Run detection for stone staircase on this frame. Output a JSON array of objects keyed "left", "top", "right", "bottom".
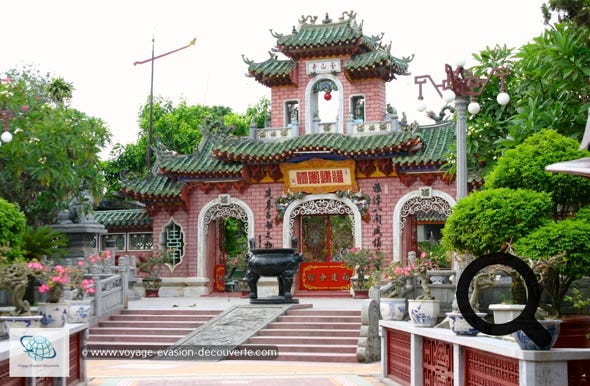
[
  {"left": 242, "top": 308, "right": 362, "bottom": 363},
  {"left": 86, "top": 307, "right": 363, "bottom": 363},
  {"left": 86, "top": 309, "right": 222, "bottom": 354}
]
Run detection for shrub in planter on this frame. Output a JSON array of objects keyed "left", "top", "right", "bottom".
[{"left": 514, "top": 218, "right": 590, "bottom": 318}]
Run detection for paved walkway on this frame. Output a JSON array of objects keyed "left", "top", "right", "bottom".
[{"left": 86, "top": 295, "right": 390, "bottom": 386}]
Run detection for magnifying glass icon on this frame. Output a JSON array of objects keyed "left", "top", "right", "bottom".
[{"left": 456, "top": 252, "right": 552, "bottom": 348}]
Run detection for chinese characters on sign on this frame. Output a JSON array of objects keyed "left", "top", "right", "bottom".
[
  {"left": 372, "top": 183, "right": 383, "bottom": 252},
  {"left": 300, "top": 262, "right": 354, "bottom": 290},
  {"left": 295, "top": 169, "right": 344, "bottom": 185},
  {"left": 306, "top": 59, "right": 341, "bottom": 75},
  {"left": 280, "top": 159, "right": 358, "bottom": 194},
  {"left": 263, "top": 188, "right": 273, "bottom": 249}
]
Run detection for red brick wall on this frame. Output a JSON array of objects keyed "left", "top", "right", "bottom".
[
  {"left": 270, "top": 55, "right": 387, "bottom": 134},
  {"left": 155, "top": 175, "right": 454, "bottom": 279}
]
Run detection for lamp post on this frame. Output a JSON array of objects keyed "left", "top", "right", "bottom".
[{"left": 414, "top": 62, "right": 510, "bottom": 200}]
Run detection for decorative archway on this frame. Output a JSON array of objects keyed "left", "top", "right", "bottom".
[
  {"left": 197, "top": 195, "right": 254, "bottom": 279},
  {"left": 393, "top": 188, "right": 455, "bottom": 262},
  {"left": 282, "top": 193, "right": 362, "bottom": 248}
]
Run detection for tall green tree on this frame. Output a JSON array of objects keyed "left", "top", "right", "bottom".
[
  {"left": 0, "top": 66, "right": 111, "bottom": 226},
  {"left": 438, "top": 14, "right": 590, "bottom": 179},
  {"left": 504, "top": 22, "right": 590, "bottom": 147},
  {"left": 101, "top": 96, "right": 269, "bottom": 201}
]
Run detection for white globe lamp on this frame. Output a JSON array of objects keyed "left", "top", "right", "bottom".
[
  {"left": 468, "top": 101, "right": 481, "bottom": 115},
  {"left": 497, "top": 92, "right": 510, "bottom": 106},
  {"left": 442, "top": 89, "right": 456, "bottom": 103},
  {"left": 1, "top": 130, "right": 12, "bottom": 143},
  {"left": 416, "top": 100, "right": 427, "bottom": 112}
]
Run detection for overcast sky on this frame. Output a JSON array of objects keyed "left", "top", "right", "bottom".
[{"left": 1, "top": 1, "right": 549, "bottom": 158}]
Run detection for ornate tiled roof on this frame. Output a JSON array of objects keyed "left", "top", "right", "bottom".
[
  {"left": 245, "top": 11, "right": 411, "bottom": 86},
  {"left": 94, "top": 209, "right": 152, "bottom": 229},
  {"left": 273, "top": 12, "right": 371, "bottom": 58},
  {"left": 397, "top": 122, "right": 454, "bottom": 168},
  {"left": 158, "top": 134, "right": 243, "bottom": 178},
  {"left": 121, "top": 175, "right": 184, "bottom": 202},
  {"left": 121, "top": 122, "right": 458, "bottom": 200},
  {"left": 242, "top": 55, "right": 296, "bottom": 87},
  {"left": 344, "top": 49, "right": 410, "bottom": 81},
  {"left": 211, "top": 131, "right": 424, "bottom": 164}
]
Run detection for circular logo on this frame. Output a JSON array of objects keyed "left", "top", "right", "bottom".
[{"left": 456, "top": 252, "right": 552, "bottom": 348}]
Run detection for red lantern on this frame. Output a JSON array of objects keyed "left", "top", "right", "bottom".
[{"left": 324, "top": 91, "right": 332, "bottom": 101}]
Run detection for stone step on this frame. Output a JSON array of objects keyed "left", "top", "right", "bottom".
[
  {"left": 89, "top": 327, "right": 193, "bottom": 336},
  {"left": 266, "top": 322, "right": 360, "bottom": 330},
  {"left": 276, "top": 315, "right": 361, "bottom": 323},
  {"left": 87, "top": 334, "right": 184, "bottom": 343},
  {"left": 96, "top": 320, "right": 204, "bottom": 329},
  {"left": 275, "top": 352, "right": 358, "bottom": 363},
  {"left": 273, "top": 344, "right": 357, "bottom": 355},
  {"left": 243, "top": 308, "right": 362, "bottom": 363},
  {"left": 248, "top": 335, "right": 358, "bottom": 346},
  {"left": 257, "top": 328, "right": 359, "bottom": 337},
  {"left": 286, "top": 309, "right": 361, "bottom": 316},
  {"left": 271, "top": 343, "right": 357, "bottom": 354},
  {"left": 119, "top": 309, "right": 220, "bottom": 316},
  {"left": 108, "top": 314, "right": 213, "bottom": 322}
]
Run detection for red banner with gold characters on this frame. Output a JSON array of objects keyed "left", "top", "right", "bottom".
[
  {"left": 299, "top": 262, "right": 354, "bottom": 290},
  {"left": 280, "top": 159, "right": 357, "bottom": 194},
  {"left": 214, "top": 264, "right": 226, "bottom": 292}
]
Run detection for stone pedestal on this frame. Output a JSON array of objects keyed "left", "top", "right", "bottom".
[{"left": 50, "top": 223, "right": 106, "bottom": 259}]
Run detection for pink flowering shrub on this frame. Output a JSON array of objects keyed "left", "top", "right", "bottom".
[{"left": 27, "top": 259, "right": 95, "bottom": 302}]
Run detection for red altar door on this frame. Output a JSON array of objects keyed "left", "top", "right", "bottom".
[{"left": 298, "top": 215, "right": 354, "bottom": 290}]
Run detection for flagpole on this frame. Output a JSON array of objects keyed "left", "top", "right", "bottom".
[
  {"left": 147, "top": 36, "right": 155, "bottom": 170},
  {"left": 134, "top": 37, "right": 197, "bottom": 170}
]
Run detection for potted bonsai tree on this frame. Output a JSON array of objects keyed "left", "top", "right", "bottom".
[
  {"left": 138, "top": 250, "right": 170, "bottom": 298},
  {"left": 514, "top": 215, "right": 590, "bottom": 348},
  {"left": 440, "top": 187, "right": 553, "bottom": 322},
  {"left": 341, "top": 247, "right": 384, "bottom": 299},
  {"left": 407, "top": 251, "right": 441, "bottom": 327}
]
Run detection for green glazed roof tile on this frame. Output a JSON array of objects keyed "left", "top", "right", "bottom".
[
  {"left": 245, "top": 57, "right": 296, "bottom": 86},
  {"left": 403, "top": 122, "right": 455, "bottom": 165},
  {"left": 345, "top": 49, "right": 410, "bottom": 78},
  {"left": 158, "top": 136, "right": 243, "bottom": 178},
  {"left": 275, "top": 15, "right": 366, "bottom": 50},
  {"left": 123, "top": 122, "right": 458, "bottom": 198},
  {"left": 247, "top": 12, "right": 411, "bottom": 86},
  {"left": 121, "top": 175, "right": 183, "bottom": 200},
  {"left": 211, "top": 131, "right": 424, "bottom": 163},
  {"left": 94, "top": 209, "right": 152, "bottom": 229}
]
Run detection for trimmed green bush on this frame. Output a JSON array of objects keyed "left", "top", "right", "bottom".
[{"left": 441, "top": 188, "right": 552, "bottom": 256}]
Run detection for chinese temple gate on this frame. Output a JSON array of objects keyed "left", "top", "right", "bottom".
[{"left": 97, "top": 11, "right": 470, "bottom": 297}]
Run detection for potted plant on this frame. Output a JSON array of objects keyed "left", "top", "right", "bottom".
[
  {"left": 138, "top": 250, "right": 170, "bottom": 298},
  {"left": 407, "top": 251, "right": 441, "bottom": 327},
  {"left": 63, "top": 258, "right": 95, "bottom": 323},
  {"left": 380, "top": 261, "right": 412, "bottom": 320},
  {"left": 447, "top": 268, "right": 494, "bottom": 335},
  {"left": 226, "top": 254, "right": 248, "bottom": 294},
  {"left": 418, "top": 241, "right": 451, "bottom": 284},
  {"left": 513, "top": 216, "right": 590, "bottom": 348},
  {"left": 0, "top": 254, "right": 37, "bottom": 316},
  {"left": 341, "top": 247, "right": 384, "bottom": 298}
]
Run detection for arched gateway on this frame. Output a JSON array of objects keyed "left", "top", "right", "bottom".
[
  {"left": 393, "top": 188, "right": 455, "bottom": 263},
  {"left": 197, "top": 196, "right": 254, "bottom": 291}
]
